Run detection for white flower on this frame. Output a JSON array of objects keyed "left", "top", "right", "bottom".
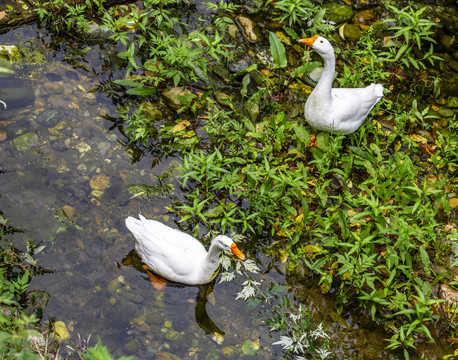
[
  {"left": 315, "top": 347, "right": 332, "bottom": 359},
  {"left": 272, "top": 335, "right": 294, "bottom": 350},
  {"left": 310, "top": 323, "right": 330, "bottom": 340},
  {"left": 218, "top": 271, "right": 235, "bottom": 283},
  {"left": 235, "top": 280, "right": 259, "bottom": 300}
]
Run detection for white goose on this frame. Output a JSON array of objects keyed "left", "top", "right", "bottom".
[
  {"left": 125, "top": 215, "right": 245, "bottom": 285},
  {"left": 299, "top": 35, "right": 384, "bottom": 134}
]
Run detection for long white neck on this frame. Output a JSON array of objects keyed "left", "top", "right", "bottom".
[
  {"left": 199, "top": 242, "right": 222, "bottom": 281},
  {"left": 315, "top": 49, "right": 335, "bottom": 101}
]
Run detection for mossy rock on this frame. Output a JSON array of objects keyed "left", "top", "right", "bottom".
[
  {"left": 323, "top": 3, "right": 355, "bottom": 24},
  {"left": 13, "top": 132, "right": 39, "bottom": 151}
]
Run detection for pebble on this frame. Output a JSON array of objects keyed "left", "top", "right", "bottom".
[
  {"left": 162, "top": 87, "right": 192, "bottom": 109},
  {"left": 35, "top": 109, "right": 61, "bottom": 127},
  {"left": 53, "top": 321, "right": 70, "bottom": 341},
  {"left": 437, "top": 108, "right": 455, "bottom": 118},
  {"left": 0, "top": 130, "right": 6, "bottom": 141},
  {"left": 123, "top": 339, "right": 140, "bottom": 355},
  {"left": 97, "top": 141, "right": 111, "bottom": 157},
  {"left": 89, "top": 174, "right": 110, "bottom": 191},
  {"left": 43, "top": 82, "right": 65, "bottom": 95},
  {"left": 236, "top": 16, "right": 261, "bottom": 42},
  {"left": 228, "top": 60, "right": 251, "bottom": 73}
]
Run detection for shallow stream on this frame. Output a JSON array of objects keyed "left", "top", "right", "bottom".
[{"left": 0, "top": 2, "right": 456, "bottom": 359}]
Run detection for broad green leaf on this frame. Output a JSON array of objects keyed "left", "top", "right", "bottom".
[
  {"left": 294, "top": 126, "right": 311, "bottom": 145},
  {"left": 241, "top": 74, "right": 250, "bottom": 97},
  {"left": 419, "top": 246, "right": 431, "bottom": 276},
  {"left": 269, "top": 32, "right": 287, "bottom": 68},
  {"left": 125, "top": 87, "right": 157, "bottom": 95}
]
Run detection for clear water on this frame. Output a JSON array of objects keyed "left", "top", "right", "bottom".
[{"left": 0, "top": 20, "right": 453, "bottom": 360}]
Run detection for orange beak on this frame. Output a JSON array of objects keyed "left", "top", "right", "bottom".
[
  {"left": 299, "top": 35, "right": 318, "bottom": 48},
  {"left": 231, "top": 243, "right": 245, "bottom": 260}
]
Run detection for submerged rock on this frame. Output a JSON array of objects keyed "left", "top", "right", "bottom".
[
  {"left": 123, "top": 338, "right": 140, "bottom": 355},
  {"left": 35, "top": 110, "right": 61, "bottom": 128},
  {"left": 141, "top": 102, "right": 163, "bottom": 121},
  {"left": 0, "top": 84, "right": 35, "bottom": 109},
  {"left": 53, "top": 321, "right": 70, "bottom": 341},
  {"left": 13, "top": 132, "right": 38, "bottom": 151}
]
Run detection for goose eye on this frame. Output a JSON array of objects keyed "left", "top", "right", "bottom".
[{"left": 320, "top": 40, "right": 323, "bottom": 43}]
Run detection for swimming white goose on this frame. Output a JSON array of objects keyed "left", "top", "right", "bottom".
[
  {"left": 125, "top": 215, "right": 245, "bottom": 285},
  {"left": 299, "top": 35, "right": 384, "bottom": 134}
]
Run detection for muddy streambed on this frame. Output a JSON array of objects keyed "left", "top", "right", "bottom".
[{"left": 0, "top": 12, "right": 456, "bottom": 360}]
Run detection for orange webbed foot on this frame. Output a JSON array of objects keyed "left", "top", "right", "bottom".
[{"left": 142, "top": 264, "right": 167, "bottom": 291}]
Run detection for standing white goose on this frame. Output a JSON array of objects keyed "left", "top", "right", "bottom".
[
  {"left": 299, "top": 35, "right": 384, "bottom": 134},
  {"left": 125, "top": 215, "right": 245, "bottom": 285}
]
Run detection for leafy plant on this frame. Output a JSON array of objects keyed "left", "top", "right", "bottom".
[{"left": 381, "top": 5, "right": 442, "bottom": 71}]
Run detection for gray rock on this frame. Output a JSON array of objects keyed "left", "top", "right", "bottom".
[
  {"left": 0, "top": 86, "right": 35, "bottom": 109},
  {"left": 35, "top": 110, "right": 60, "bottom": 127},
  {"left": 229, "top": 60, "right": 251, "bottom": 73},
  {"left": 97, "top": 142, "right": 111, "bottom": 157}
]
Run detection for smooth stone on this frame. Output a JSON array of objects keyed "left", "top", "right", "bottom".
[
  {"left": 448, "top": 60, "right": 458, "bottom": 73},
  {"left": 53, "top": 321, "right": 70, "bottom": 341},
  {"left": 0, "top": 86, "right": 35, "bottom": 109},
  {"left": 141, "top": 102, "right": 163, "bottom": 120},
  {"left": 97, "top": 141, "right": 111, "bottom": 157},
  {"left": 340, "top": 23, "right": 361, "bottom": 42},
  {"left": 244, "top": 100, "right": 260, "bottom": 122},
  {"left": 43, "top": 82, "right": 65, "bottom": 95},
  {"left": 123, "top": 338, "right": 140, "bottom": 355},
  {"left": 35, "top": 110, "right": 60, "bottom": 127},
  {"left": 323, "top": 3, "right": 355, "bottom": 24},
  {"left": 162, "top": 87, "right": 192, "bottom": 109},
  {"left": 228, "top": 60, "right": 251, "bottom": 73},
  {"left": 236, "top": 16, "right": 261, "bottom": 42},
  {"left": 213, "top": 91, "right": 233, "bottom": 108},
  {"left": 440, "top": 34, "right": 455, "bottom": 51},
  {"left": 437, "top": 108, "right": 454, "bottom": 118},
  {"left": 13, "top": 132, "right": 39, "bottom": 151}
]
